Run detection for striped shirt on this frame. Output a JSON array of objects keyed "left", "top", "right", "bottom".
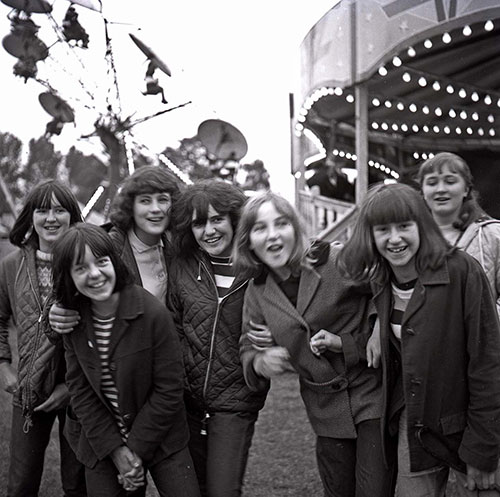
[
  {"left": 93, "top": 315, "right": 129, "bottom": 441},
  {"left": 209, "top": 255, "right": 235, "bottom": 301},
  {"left": 390, "top": 279, "right": 416, "bottom": 340}
]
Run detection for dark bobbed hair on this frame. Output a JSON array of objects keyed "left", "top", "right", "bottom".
[
  {"left": 416, "top": 152, "right": 487, "bottom": 230},
  {"left": 52, "top": 223, "right": 132, "bottom": 309},
  {"left": 9, "top": 180, "right": 82, "bottom": 248},
  {"left": 170, "top": 179, "right": 247, "bottom": 257},
  {"left": 109, "top": 165, "right": 181, "bottom": 232},
  {"left": 337, "top": 182, "right": 450, "bottom": 285},
  {"left": 233, "top": 192, "right": 306, "bottom": 277}
]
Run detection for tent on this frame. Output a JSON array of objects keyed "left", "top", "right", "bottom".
[{"left": 293, "top": 0, "right": 500, "bottom": 215}]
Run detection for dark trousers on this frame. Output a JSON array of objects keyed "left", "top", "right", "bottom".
[
  {"left": 7, "top": 404, "right": 87, "bottom": 497},
  {"left": 316, "top": 418, "right": 395, "bottom": 497},
  {"left": 187, "top": 408, "right": 259, "bottom": 497},
  {"left": 85, "top": 445, "right": 200, "bottom": 497}
]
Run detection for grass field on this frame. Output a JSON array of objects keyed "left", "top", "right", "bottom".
[{"left": 0, "top": 369, "right": 322, "bottom": 496}]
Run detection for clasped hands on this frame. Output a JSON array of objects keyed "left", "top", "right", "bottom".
[{"left": 111, "top": 445, "right": 145, "bottom": 492}]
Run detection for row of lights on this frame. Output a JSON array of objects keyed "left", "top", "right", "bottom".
[
  {"left": 371, "top": 120, "right": 496, "bottom": 136},
  {"left": 397, "top": 68, "right": 500, "bottom": 109},
  {"left": 413, "top": 152, "right": 435, "bottom": 160},
  {"left": 378, "top": 19, "right": 495, "bottom": 74},
  {"left": 332, "top": 149, "right": 400, "bottom": 179},
  {"left": 371, "top": 97, "right": 496, "bottom": 123}
]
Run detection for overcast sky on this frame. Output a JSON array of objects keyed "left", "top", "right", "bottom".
[{"left": 0, "top": 1, "right": 335, "bottom": 197}]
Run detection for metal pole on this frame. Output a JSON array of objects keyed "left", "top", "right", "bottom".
[{"left": 355, "top": 83, "right": 369, "bottom": 203}]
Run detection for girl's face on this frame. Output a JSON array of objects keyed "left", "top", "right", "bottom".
[
  {"left": 133, "top": 192, "right": 172, "bottom": 245},
  {"left": 32, "top": 193, "right": 71, "bottom": 253},
  {"left": 249, "top": 201, "right": 296, "bottom": 279},
  {"left": 70, "top": 245, "right": 117, "bottom": 310},
  {"left": 191, "top": 204, "right": 234, "bottom": 257},
  {"left": 421, "top": 164, "right": 468, "bottom": 223},
  {"left": 372, "top": 221, "right": 420, "bottom": 282}
]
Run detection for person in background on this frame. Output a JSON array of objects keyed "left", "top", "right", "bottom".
[
  {"left": 48, "top": 165, "right": 180, "bottom": 329},
  {"left": 418, "top": 152, "right": 500, "bottom": 317},
  {"left": 0, "top": 180, "right": 86, "bottom": 497},
  {"left": 306, "top": 159, "right": 354, "bottom": 202},
  {"left": 233, "top": 192, "right": 393, "bottom": 497},
  {"left": 51, "top": 223, "right": 199, "bottom": 497},
  {"left": 168, "top": 180, "right": 268, "bottom": 497},
  {"left": 338, "top": 183, "right": 500, "bottom": 496}
]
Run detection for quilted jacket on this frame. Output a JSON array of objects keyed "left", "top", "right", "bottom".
[
  {"left": 0, "top": 246, "right": 64, "bottom": 424},
  {"left": 457, "top": 219, "right": 500, "bottom": 317},
  {"left": 167, "top": 251, "right": 268, "bottom": 414}
]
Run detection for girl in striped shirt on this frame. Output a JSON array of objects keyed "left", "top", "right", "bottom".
[{"left": 51, "top": 223, "right": 200, "bottom": 497}]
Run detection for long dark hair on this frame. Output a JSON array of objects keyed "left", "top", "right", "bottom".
[
  {"left": 170, "top": 180, "right": 246, "bottom": 257},
  {"left": 337, "top": 183, "right": 450, "bottom": 285},
  {"left": 9, "top": 180, "right": 82, "bottom": 248},
  {"left": 52, "top": 223, "right": 132, "bottom": 309},
  {"left": 417, "top": 152, "right": 487, "bottom": 230}
]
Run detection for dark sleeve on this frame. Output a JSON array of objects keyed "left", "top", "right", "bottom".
[
  {"left": 0, "top": 255, "right": 14, "bottom": 363},
  {"left": 239, "top": 281, "right": 271, "bottom": 392},
  {"left": 63, "top": 333, "right": 123, "bottom": 461},
  {"left": 126, "top": 305, "right": 185, "bottom": 460},
  {"left": 459, "top": 257, "right": 500, "bottom": 472}
]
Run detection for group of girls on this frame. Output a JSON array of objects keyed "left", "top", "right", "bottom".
[{"left": 1, "top": 152, "right": 500, "bottom": 497}]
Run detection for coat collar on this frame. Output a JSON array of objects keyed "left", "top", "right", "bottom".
[{"left": 79, "top": 285, "right": 144, "bottom": 357}]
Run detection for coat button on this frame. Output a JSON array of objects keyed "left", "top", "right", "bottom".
[
  {"left": 123, "top": 413, "right": 131, "bottom": 421},
  {"left": 406, "top": 327, "right": 415, "bottom": 335},
  {"left": 109, "top": 362, "right": 116, "bottom": 371},
  {"left": 410, "top": 378, "right": 421, "bottom": 385}
]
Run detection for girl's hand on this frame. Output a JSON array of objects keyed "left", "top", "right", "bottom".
[
  {"left": 366, "top": 319, "right": 381, "bottom": 368},
  {"left": 253, "top": 347, "right": 294, "bottom": 378},
  {"left": 466, "top": 463, "right": 498, "bottom": 491},
  {"left": 310, "top": 329, "right": 342, "bottom": 355},
  {"left": 111, "top": 446, "right": 145, "bottom": 491},
  {"left": 247, "top": 321, "right": 274, "bottom": 350},
  {"left": 49, "top": 303, "right": 80, "bottom": 334},
  {"left": 34, "top": 383, "right": 70, "bottom": 412},
  {"left": 0, "top": 362, "right": 18, "bottom": 394}
]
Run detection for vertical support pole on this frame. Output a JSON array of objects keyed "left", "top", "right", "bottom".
[
  {"left": 355, "top": 83, "right": 369, "bottom": 204},
  {"left": 290, "top": 93, "right": 304, "bottom": 206}
]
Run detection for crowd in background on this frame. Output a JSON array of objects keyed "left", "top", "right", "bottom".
[{"left": 1, "top": 152, "right": 500, "bottom": 497}]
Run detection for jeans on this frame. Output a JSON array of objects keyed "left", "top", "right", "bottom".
[
  {"left": 396, "top": 408, "right": 449, "bottom": 497},
  {"left": 85, "top": 446, "right": 200, "bottom": 497},
  {"left": 186, "top": 408, "right": 259, "bottom": 497},
  {"left": 316, "top": 418, "right": 394, "bottom": 497},
  {"left": 7, "top": 404, "right": 87, "bottom": 497}
]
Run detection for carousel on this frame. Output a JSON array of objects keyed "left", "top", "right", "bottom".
[{"left": 293, "top": 0, "right": 500, "bottom": 239}]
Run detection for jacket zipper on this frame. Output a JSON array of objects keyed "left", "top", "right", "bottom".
[
  {"left": 23, "top": 255, "right": 44, "bottom": 432},
  {"left": 198, "top": 259, "right": 247, "bottom": 434}
]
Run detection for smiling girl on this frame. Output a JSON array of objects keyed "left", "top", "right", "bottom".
[
  {"left": 51, "top": 223, "right": 199, "bottom": 497},
  {"left": 233, "top": 192, "right": 393, "bottom": 497},
  {"left": 338, "top": 183, "right": 500, "bottom": 496},
  {"left": 168, "top": 180, "right": 268, "bottom": 497},
  {"left": 418, "top": 152, "right": 500, "bottom": 317},
  {"left": 0, "top": 180, "right": 86, "bottom": 496}
]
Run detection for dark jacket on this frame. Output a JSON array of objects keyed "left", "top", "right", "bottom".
[
  {"left": 0, "top": 246, "right": 64, "bottom": 418},
  {"left": 63, "top": 284, "right": 188, "bottom": 468},
  {"left": 167, "top": 251, "right": 268, "bottom": 414},
  {"left": 373, "top": 250, "right": 500, "bottom": 472},
  {"left": 240, "top": 243, "right": 382, "bottom": 438},
  {"left": 107, "top": 225, "right": 172, "bottom": 288}
]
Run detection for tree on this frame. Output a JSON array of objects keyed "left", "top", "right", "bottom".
[
  {"left": 22, "top": 137, "right": 63, "bottom": 192},
  {"left": 0, "top": 132, "right": 23, "bottom": 199}
]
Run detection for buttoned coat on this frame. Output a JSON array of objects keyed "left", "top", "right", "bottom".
[
  {"left": 63, "top": 284, "right": 189, "bottom": 468},
  {"left": 373, "top": 250, "right": 500, "bottom": 472},
  {"left": 240, "top": 243, "right": 382, "bottom": 439}
]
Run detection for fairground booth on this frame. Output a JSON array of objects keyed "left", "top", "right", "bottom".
[{"left": 292, "top": 0, "right": 500, "bottom": 240}]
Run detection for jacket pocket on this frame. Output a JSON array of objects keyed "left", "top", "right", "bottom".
[
  {"left": 301, "top": 374, "right": 348, "bottom": 393},
  {"left": 440, "top": 411, "right": 467, "bottom": 435}
]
